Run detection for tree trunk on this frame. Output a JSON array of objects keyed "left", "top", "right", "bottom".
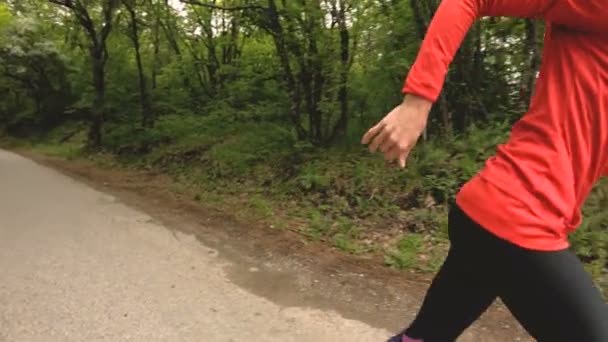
[
  {"left": 134, "top": 43, "right": 153, "bottom": 128},
  {"left": 330, "top": 0, "right": 350, "bottom": 142},
  {"left": 309, "top": 3, "right": 324, "bottom": 143},
  {"left": 152, "top": 17, "right": 161, "bottom": 90},
  {"left": 409, "top": 0, "right": 427, "bottom": 39},
  {"left": 439, "top": 92, "right": 450, "bottom": 133},
  {"left": 89, "top": 53, "right": 105, "bottom": 149},
  {"left": 125, "top": 1, "right": 155, "bottom": 128},
  {"left": 267, "top": 0, "right": 306, "bottom": 140},
  {"left": 521, "top": 19, "right": 541, "bottom": 107}
]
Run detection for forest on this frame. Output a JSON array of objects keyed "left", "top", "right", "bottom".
[{"left": 0, "top": 0, "right": 605, "bottom": 293}]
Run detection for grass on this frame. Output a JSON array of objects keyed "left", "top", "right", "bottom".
[
  {"left": 247, "top": 194, "right": 274, "bottom": 220},
  {"left": 385, "top": 234, "right": 425, "bottom": 269},
  {"left": 29, "top": 143, "right": 83, "bottom": 159}
]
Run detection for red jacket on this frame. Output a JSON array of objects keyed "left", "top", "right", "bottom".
[{"left": 403, "top": 0, "right": 608, "bottom": 250}]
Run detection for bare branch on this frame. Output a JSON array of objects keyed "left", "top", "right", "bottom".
[
  {"left": 51, "top": 0, "right": 98, "bottom": 46},
  {"left": 100, "top": 0, "right": 121, "bottom": 42},
  {"left": 179, "top": 0, "right": 266, "bottom": 11},
  {"left": 48, "top": 0, "right": 75, "bottom": 9}
]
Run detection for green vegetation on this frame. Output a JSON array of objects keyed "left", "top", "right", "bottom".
[{"left": 0, "top": 0, "right": 605, "bottom": 294}]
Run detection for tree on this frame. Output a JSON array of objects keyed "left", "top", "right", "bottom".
[
  {"left": 180, "top": 0, "right": 363, "bottom": 145},
  {"left": 5, "top": 0, "right": 547, "bottom": 143},
  {"left": 0, "top": 11, "right": 72, "bottom": 133},
  {"left": 122, "top": 0, "right": 155, "bottom": 128},
  {"left": 48, "top": 0, "right": 121, "bottom": 148}
]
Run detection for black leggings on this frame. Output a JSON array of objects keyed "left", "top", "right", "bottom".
[{"left": 404, "top": 205, "right": 608, "bottom": 342}]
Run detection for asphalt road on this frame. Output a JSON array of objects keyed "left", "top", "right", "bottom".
[{"left": 0, "top": 150, "right": 390, "bottom": 342}]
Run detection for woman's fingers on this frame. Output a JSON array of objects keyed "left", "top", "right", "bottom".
[
  {"left": 362, "top": 117, "right": 414, "bottom": 169},
  {"left": 398, "top": 150, "right": 410, "bottom": 168},
  {"left": 387, "top": 142, "right": 412, "bottom": 168},
  {"left": 361, "top": 121, "right": 384, "bottom": 145},
  {"left": 384, "top": 145, "right": 400, "bottom": 161},
  {"left": 368, "top": 126, "right": 391, "bottom": 153}
]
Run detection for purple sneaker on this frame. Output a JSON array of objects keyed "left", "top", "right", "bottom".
[
  {"left": 386, "top": 333, "right": 404, "bottom": 342},
  {"left": 386, "top": 332, "right": 423, "bottom": 342}
]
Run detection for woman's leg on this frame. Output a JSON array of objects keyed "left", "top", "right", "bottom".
[
  {"left": 435, "top": 206, "right": 608, "bottom": 341},
  {"left": 496, "top": 245, "right": 608, "bottom": 341},
  {"left": 393, "top": 206, "right": 500, "bottom": 341},
  {"left": 390, "top": 203, "right": 608, "bottom": 341}
]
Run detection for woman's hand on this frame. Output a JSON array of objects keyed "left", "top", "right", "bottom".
[{"left": 361, "top": 94, "right": 432, "bottom": 168}]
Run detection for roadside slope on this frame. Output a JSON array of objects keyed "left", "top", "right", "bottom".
[{"left": 11, "top": 149, "right": 533, "bottom": 341}]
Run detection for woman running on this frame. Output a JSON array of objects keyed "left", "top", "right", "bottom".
[{"left": 362, "top": 0, "right": 608, "bottom": 341}]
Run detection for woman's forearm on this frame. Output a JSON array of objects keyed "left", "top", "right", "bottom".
[{"left": 403, "top": 0, "right": 555, "bottom": 102}]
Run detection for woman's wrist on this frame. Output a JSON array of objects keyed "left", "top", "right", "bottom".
[
  {"left": 401, "top": 93, "right": 433, "bottom": 118},
  {"left": 402, "top": 93, "right": 433, "bottom": 111}
]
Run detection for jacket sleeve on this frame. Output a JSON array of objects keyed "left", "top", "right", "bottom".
[{"left": 403, "top": 0, "right": 556, "bottom": 102}]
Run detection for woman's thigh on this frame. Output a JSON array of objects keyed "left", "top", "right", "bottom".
[
  {"left": 404, "top": 206, "right": 501, "bottom": 341},
  {"left": 498, "top": 247, "right": 608, "bottom": 341}
]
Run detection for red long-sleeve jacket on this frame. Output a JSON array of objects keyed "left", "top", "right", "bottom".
[{"left": 403, "top": 0, "right": 608, "bottom": 250}]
